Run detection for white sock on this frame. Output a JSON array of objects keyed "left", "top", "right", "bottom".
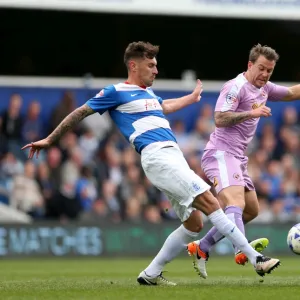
[
  {"left": 208, "top": 209, "right": 260, "bottom": 265},
  {"left": 144, "top": 225, "right": 199, "bottom": 277}
]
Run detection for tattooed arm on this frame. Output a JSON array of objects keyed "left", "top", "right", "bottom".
[
  {"left": 47, "top": 104, "right": 95, "bottom": 144},
  {"left": 215, "top": 104, "right": 272, "bottom": 128},
  {"left": 22, "top": 104, "right": 95, "bottom": 158},
  {"left": 214, "top": 111, "right": 254, "bottom": 128}
]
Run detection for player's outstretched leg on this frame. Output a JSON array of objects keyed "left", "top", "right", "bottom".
[
  {"left": 187, "top": 237, "right": 269, "bottom": 279},
  {"left": 137, "top": 218, "right": 200, "bottom": 286},
  {"left": 191, "top": 191, "right": 281, "bottom": 278}
]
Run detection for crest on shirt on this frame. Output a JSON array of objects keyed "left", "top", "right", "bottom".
[
  {"left": 226, "top": 93, "right": 237, "bottom": 104},
  {"left": 233, "top": 173, "right": 240, "bottom": 180},
  {"left": 95, "top": 89, "right": 104, "bottom": 98},
  {"left": 192, "top": 182, "right": 201, "bottom": 192}
]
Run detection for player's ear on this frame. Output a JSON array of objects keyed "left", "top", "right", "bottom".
[
  {"left": 129, "top": 60, "right": 137, "bottom": 72},
  {"left": 247, "top": 61, "right": 253, "bottom": 70}
]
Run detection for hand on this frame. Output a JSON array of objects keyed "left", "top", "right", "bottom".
[
  {"left": 21, "top": 138, "right": 51, "bottom": 159},
  {"left": 251, "top": 105, "right": 272, "bottom": 118},
  {"left": 191, "top": 79, "right": 203, "bottom": 103}
]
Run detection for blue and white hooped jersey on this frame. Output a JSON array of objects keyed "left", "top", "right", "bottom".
[{"left": 86, "top": 83, "right": 177, "bottom": 154}]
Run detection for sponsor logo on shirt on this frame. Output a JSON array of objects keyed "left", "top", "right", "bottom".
[
  {"left": 252, "top": 101, "right": 266, "bottom": 110},
  {"left": 145, "top": 99, "right": 160, "bottom": 110}
]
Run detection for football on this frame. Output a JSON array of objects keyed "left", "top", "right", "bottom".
[{"left": 287, "top": 224, "right": 300, "bottom": 255}]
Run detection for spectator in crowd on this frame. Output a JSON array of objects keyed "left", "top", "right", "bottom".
[
  {"left": 50, "top": 91, "right": 76, "bottom": 132},
  {"left": 36, "top": 162, "right": 56, "bottom": 218},
  {"left": 0, "top": 94, "right": 24, "bottom": 159},
  {"left": 22, "top": 100, "right": 44, "bottom": 144},
  {"left": 81, "top": 111, "right": 112, "bottom": 142},
  {"left": 78, "top": 128, "right": 99, "bottom": 164},
  {"left": 10, "top": 161, "right": 44, "bottom": 218},
  {"left": 75, "top": 165, "right": 98, "bottom": 212}
]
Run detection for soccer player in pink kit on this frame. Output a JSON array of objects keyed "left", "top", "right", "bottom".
[{"left": 187, "top": 44, "right": 300, "bottom": 279}]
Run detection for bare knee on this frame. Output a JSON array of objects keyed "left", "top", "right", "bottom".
[
  {"left": 192, "top": 190, "right": 220, "bottom": 216},
  {"left": 219, "top": 186, "right": 245, "bottom": 210},
  {"left": 183, "top": 210, "right": 203, "bottom": 233}
]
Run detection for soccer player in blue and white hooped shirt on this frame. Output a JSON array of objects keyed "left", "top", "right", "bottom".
[{"left": 23, "top": 41, "right": 280, "bottom": 285}]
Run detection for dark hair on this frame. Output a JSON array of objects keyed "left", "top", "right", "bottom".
[
  {"left": 124, "top": 41, "right": 159, "bottom": 67},
  {"left": 249, "top": 44, "right": 279, "bottom": 63}
]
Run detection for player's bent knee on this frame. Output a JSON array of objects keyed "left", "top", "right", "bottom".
[
  {"left": 219, "top": 187, "right": 245, "bottom": 209},
  {"left": 192, "top": 190, "right": 221, "bottom": 216},
  {"left": 184, "top": 210, "right": 203, "bottom": 233}
]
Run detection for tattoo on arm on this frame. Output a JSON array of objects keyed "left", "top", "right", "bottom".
[
  {"left": 48, "top": 104, "right": 95, "bottom": 144},
  {"left": 215, "top": 111, "right": 253, "bottom": 127}
]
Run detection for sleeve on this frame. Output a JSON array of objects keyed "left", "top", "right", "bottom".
[
  {"left": 215, "top": 82, "right": 240, "bottom": 112},
  {"left": 148, "top": 88, "right": 163, "bottom": 104},
  {"left": 266, "top": 81, "right": 289, "bottom": 102},
  {"left": 157, "top": 96, "right": 163, "bottom": 104},
  {"left": 85, "top": 85, "right": 118, "bottom": 114}
]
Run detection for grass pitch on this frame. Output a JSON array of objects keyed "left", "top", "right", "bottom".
[{"left": 0, "top": 256, "right": 299, "bottom": 300}]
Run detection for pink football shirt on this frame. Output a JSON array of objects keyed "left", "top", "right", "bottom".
[{"left": 205, "top": 73, "right": 289, "bottom": 156}]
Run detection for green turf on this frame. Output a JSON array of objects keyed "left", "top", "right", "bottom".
[{"left": 0, "top": 256, "right": 299, "bottom": 300}]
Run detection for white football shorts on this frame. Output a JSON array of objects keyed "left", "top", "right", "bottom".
[{"left": 141, "top": 144, "right": 210, "bottom": 222}]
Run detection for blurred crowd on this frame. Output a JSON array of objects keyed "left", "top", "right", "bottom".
[{"left": 1, "top": 92, "right": 300, "bottom": 224}]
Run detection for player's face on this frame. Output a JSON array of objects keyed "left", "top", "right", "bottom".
[
  {"left": 247, "top": 55, "right": 276, "bottom": 88},
  {"left": 137, "top": 57, "right": 158, "bottom": 87}
]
